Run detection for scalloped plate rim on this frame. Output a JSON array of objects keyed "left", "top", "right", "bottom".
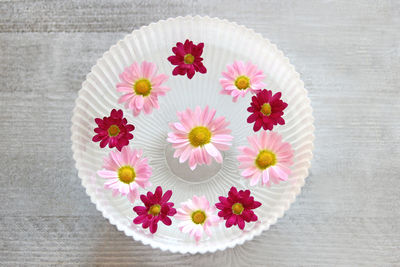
[{"left": 71, "top": 15, "right": 315, "bottom": 254}]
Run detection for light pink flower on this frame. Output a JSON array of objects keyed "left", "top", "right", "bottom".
[
  {"left": 97, "top": 146, "right": 152, "bottom": 202},
  {"left": 220, "top": 61, "right": 266, "bottom": 102},
  {"left": 175, "top": 195, "right": 220, "bottom": 242},
  {"left": 237, "top": 131, "right": 294, "bottom": 187},
  {"left": 117, "top": 61, "right": 170, "bottom": 116},
  {"left": 167, "top": 106, "right": 233, "bottom": 170}
]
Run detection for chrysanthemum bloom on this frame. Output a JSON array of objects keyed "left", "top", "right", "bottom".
[
  {"left": 133, "top": 186, "right": 177, "bottom": 234},
  {"left": 215, "top": 186, "right": 261, "bottom": 230},
  {"left": 247, "top": 89, "right": 288, "bottom": 131},
  {"left": 167, "top": 106, "right": 233, "bottom": 170},
  {"left": 175, "top": 195, "right": 220, "bottom": 242},
  {"left": 97, "top": 146, "right": 152, "bottom": 202},
  {"left": 238, "top": 131, "right": 294, "bottom": 187},
  {"left": 117, "top": 61, "right": 170, "bottom": 116},
  {"left": 167, "top": 39, "right": 207, "bottom": 79},
  {"left": 92, "top": 109, "right": 135, "bottom": 151},
  {"left": 220, "top": 61, "right": 266, "bottom": 102}
]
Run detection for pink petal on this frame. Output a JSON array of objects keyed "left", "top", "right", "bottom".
[
  {"left": 110, "top": 150, "right": 123, "bottom": 167},
  {"left": 172, "top": 122, "right": 187, "bottom": 132},
  {"left": 143, "top": 100, "right": 153, "bottom": 114},
  {"left": 204, "top": 143, "right": 222, "bottom": 163},
  {"left": 194, "top": 227, "right": 203, "bottom": 242},
  {"left": 118, "top": 93, "right": 134, "bottom": 104},
  {"left": 262, "top": 170, "right": 270, "bottom": 184},
  {"left": 117, "top": 85, "right": 134, "bottom": 93},
  {"left": 97, "top": 170, "right": 117, "bottom": 179},
  {"left": 271, "top": 166, "right": 289, "bottom": 181},
  {"left": 247, "top": 135, "right": 262, "bottom": 151},
  {"left": 135, "top": 96, "right": 144, "bottom": 109},
  {"left": 141, "top": 61, "right": 156, "bottom": 78},
  {"left": 241, "top": 167, "right": 258, "bottom": 178},
  {"left": 104, "top": 179, "right": 119, "bottom": 188},
  {"left": 127, "top": 189, "right": 138, "bottom": 203},
  {"left": 192, "top": 195, "right": 202, "bottom": 208},
  {"left": 212, "top": 134, "right": 233, "bottom": 143},
  {"left": 188, "top": 153, "right": 197, "bottom": 170},
  {"left": 152, "top": 73, "right": 168, "bottom": 85},
  {"left": 250, "top": 173, "right": 260, "bottom": 186},
  {"left": 179, "top": 221, "right": 194, "bottom": 233},
  {"left": 179, "top": 145, "right": 192, "bottom": 163}
]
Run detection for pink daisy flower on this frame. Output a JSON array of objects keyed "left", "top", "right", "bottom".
[
  {"left": 97, "top": 146, "right": 152, "bottom": 202},
  {"left": 215, "top": 186, "right": 261, "bottom": 230},
  {"left": 175, "top": 195, "right": 220, "bottom": 242},
  {"left": 220, "top": 61, "right": 266, "bottom": 102},
  {"left": 92, "top": 109, "right": 135, "bottom": 151},
  {"left": 167, "top": 106, "right": 233, "bottom": 170},
  {"left": 238, "top": 131, "right": 294, "bottom": 187},
  {"left": 247, "top": 89, "right": 288, "bottom": 132},
  {"left": 117, "top": 61, "right": 170, "bottom": 116},
  {"left": 133, "top": 186, "right": 177, "bottom": 234},
  {"left": 167, "top": 39, "right": 207, "bottom": 79}
]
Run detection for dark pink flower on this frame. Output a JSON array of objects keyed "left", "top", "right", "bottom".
[
  {"left": 133, "top": 186, "right": 177, "bottom": 234},
  {"left": 247, "top": 89, "right": 288, "bottom": 132},
  {"left": 92, "top": 109, "right": 134, "bottom": 151},
  {"left": 167, "top": 39, "right": 207, "bottom": 79},
  {"left": 215, "top": 186, "right": 261, "bottom": 230}
]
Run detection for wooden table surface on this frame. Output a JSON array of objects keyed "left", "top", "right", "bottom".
[{"left": 1, "top": 1, "right": 399, "bottom": 266}]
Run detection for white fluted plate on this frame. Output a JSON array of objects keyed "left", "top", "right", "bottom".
[{"left": 71, "top": 16, "right": 314, "bottom": 254}]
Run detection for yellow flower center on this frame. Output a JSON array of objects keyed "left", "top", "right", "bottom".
[
  {"left": 117, "top": 166, "right": 136, "bottom": 184},
  {"left": 234, "top": 75, "right": 250, "bottom": 90},
  {"left": 255, "top": 150, "right": 277, "bottom": 170},
  {"left": 108, "top": 124, "right": 120, "bottom": 137},
  {"left": 148, "top": 204, "right": 161, "bottom": 216},
  {"left": 191, "top": 210, "right": 206, "bottom": 224},
  {"left": 184, "top": 54, "right": 195, "bottom": 64},
  {"left": 133, "top": 79, "right": 152, "bottom": 96},
  {"left": 232, "top": 203, "right": 244, "bottom": 215},
  {"left": 188, "top": 126, "right": 212, "bottom": 147},
  {"left": 261, "top": 103, "right": 272, "bottom": 116}
]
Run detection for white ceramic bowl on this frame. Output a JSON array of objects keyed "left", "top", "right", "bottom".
[{"left": 71, "top": 16, "right": 314, "bottom": 254}]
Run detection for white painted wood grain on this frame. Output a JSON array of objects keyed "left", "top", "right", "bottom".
[{"left": 0, "top": 0, "right": 399, "bottom": 266}]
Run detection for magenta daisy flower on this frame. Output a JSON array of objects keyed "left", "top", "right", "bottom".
[
  {"left": 92, "top": 109, "right": 135, "bottom": 151},
  {"left": 167, "top": 106, "right": 233, "bottom": 170},
  {"left": 117, "top": 61, "right": 170, "bottom": 116},
  {"left": 175, "top": 195, "right": 220, "bottom": 242},
  {"left": 97, "top": 146, "right": 152, "bottom": 202},
  {"left": 247, "top": 89, "right": 288, "bottom": 131},
  {"left": 238, "top": 131, "right": 294, "bottom": 187},
  {"left": 215, "top": 187, "right": 261, "bottom": 230},
  {"left": 133, "top": 186, "right": 177, "bottom": 234},
  {"left": 167, "top": 39, "right": 207, "bottom": 79},
  {"left": 220, "top": 61, "right": 266, "bottom": 102}
]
